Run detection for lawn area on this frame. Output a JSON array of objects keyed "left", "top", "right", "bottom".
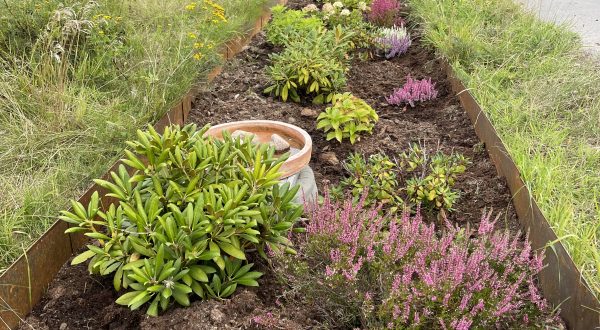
[
  {"left": 408, "top": 0, "right": 600, "bottom": 294},
  {"left": 0, "top": 0, "right": 268, "bottom": 273}
]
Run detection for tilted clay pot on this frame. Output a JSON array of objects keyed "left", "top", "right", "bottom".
[{"left": 205, "top": 120, "right": 312, "bottom": 178}]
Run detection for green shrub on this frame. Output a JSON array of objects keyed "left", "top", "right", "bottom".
[
  {"left": 265, "top": 5, "right": 324, "bottom": 46},
  {"left": 60, "top": 124, "right": 303, "bottom": 315},
  {"left": 264, "top": 26, "right": 353, "bottom": 103},
  {"left": 334, "top": 145, "right": 469, "bottom": 212},
  {"left": 316, "top": 92, "right": 378, "bottom": 144},
  {"left": 333, "top": 153, "right": 401, "bottom": 210},
  {"left": 400, "top": 144, "right": 469, "bottom": 211}
]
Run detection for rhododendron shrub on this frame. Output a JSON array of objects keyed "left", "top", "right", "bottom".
[
  {"left": 368, "top": 0, "right": 401, "bottom": 27},
  {"left": 276, "top": 191, "right": 557, "bottom": 329},
  {"left": 387, "top": 76, "right": 438, "bottom": 107}
]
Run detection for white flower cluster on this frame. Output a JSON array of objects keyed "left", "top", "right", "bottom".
[
  {"left": 302, "top": 1, "right": 370, "bottom": 21},
  {"left": 302, "top": 4, "right": 318, "bottom": 12}
]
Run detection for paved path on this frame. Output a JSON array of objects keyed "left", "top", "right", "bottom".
[{"left": 517, "top": 0, "right": 600, "bottom": 55}]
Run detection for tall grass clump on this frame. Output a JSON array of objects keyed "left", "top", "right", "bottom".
[
  {"left": 0, "top": 0, "right": 269, "bottom": 273},
  {"left": 407, "top": 0, "right": 600, "bottom": 295}
]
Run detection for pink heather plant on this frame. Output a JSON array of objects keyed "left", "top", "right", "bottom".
[
  {"left": 368, "top": 0, "right": 401, "bottom": 27},
  {"left": 387, "top": 76, "right": 438, "bottom": 107},
  {"left": 300, "top": 190, "right": 557, "bottom": 329},
  {"left": 376, "top": 25, "right": 411, "bottom": 58}
]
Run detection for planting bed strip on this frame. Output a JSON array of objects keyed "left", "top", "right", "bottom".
[
  {"left": 0, "top": 2, "right": 283, "bottom": 329},
  {"left": 445, "top": 65, "right": 600, "bottom": 329}
]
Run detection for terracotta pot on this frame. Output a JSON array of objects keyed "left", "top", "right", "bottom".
[{"left": 205, "top": 120, "right": 312, "bottom": 178}]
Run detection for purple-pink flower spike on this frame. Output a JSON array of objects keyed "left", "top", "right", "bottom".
[
  {"left": 387, "top": 76, "right": 438, "bottom": 107},
  {"left": 377, "top": 26, "right": 411, "bottom": 58},
  {"left": 369, "top": 0, "right": 401, "bottom": 27},
  {"left": 303, "top": 190, "right": 555, "bottom": 328}
]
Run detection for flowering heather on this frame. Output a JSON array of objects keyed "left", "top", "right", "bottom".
[
  {"left": 376, "top": 25, "right": 411, "bottom": 58},
  {"left": 387, "top": 76, "right": 438, "bottom": 107},
  {"left": 300, "top": 191, "right": 557, "bottom": 329},
  {"left": 368, "top": 0, "right": 401, "bottom": 27}
]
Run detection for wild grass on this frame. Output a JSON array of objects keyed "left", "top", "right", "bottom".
[
  {"left": 0, "top": 0, "right": 268, "bottom": 273},
  {"left": 407, "top": 0, "right": 600, "bottom": 295}
]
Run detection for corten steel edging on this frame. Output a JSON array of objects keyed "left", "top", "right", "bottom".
[
  {"left": 0, "top": 2, "right": 283, "bottom": 329},
  {"left": 444, "top": 64, "right": 600, "bottom": 329}
]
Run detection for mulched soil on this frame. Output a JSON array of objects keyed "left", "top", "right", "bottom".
[{"left": 19, "top": 2, "right": 526, "bottom": 329}]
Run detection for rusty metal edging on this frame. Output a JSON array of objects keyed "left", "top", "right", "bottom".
[
  {"left": 444, "top": 64, "right": 600, "bottom": 329},
  {"left": 0, "top": 2, "right": 283, "bottom": 329}
]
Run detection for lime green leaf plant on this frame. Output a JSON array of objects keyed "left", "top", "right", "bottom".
[
  {"left": 265, "top": 5, "right": 325, "bottom": 46},
  {"left": 59, "top": 124, "right": 302, "bottom": 315},
  {"left": 316, "top": 92, "right": 379, "bottom": 144}
]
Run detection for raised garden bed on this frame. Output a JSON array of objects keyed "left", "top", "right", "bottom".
[
  {"left": 8, "top": 0, "right": 598, "bottom": 328},
  {"left": 16, "top": 1, "right": 563, "bottom": 328}
]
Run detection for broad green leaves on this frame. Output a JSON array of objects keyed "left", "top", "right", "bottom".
[
  {"left": 317, "top": 92, "right": 378, "bottom": 144},
  {"left": 60, "top": 124, "right": 302, "bottom": 315}
]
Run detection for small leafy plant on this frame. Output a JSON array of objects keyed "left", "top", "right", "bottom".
[
  {"left": 265, "top": 27, "right": 353, "bottom": 103},
  {"left": 387, "top": 76, "right": 438, "bottom": 107},
  {"left": 316, "top": 92, "right": 379, "bottom": 144},
  {"left": 266, "top": 5, "right": 324, "bottom": 47},
  {"left": 375, "top": 25, "right": 411, "bottom": 58},
  {"left": 333, "top": 153, "right": 401, "bottom": 210},
  {"left": 400, "top": 144, "right": 469, "bottom": 210},
  {"left": 334, "top": 145, "right": 468, "bottom": 212},
  {"left": 368, "top": 0, "right": 401, "bottom": 27},
  {"left": 60, "top": 124, "right": 303, "bottom": 315}
]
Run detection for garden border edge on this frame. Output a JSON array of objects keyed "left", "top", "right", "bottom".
[{"left": 444, "top": 63, "right": 600, "bottom": 330}]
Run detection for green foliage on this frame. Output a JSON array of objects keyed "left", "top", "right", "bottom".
[
  {"left": 0, "top": 0, "right": 269, "bottom": 272},
  {"left": 316, "top": 92, "right": 378, "bottom": 144},
  {"left": 400, "top": 144, "right": 469, "bottom": 211},
  {"left": 333, "top": 153, "right": 401, "bottom": 210},
  {"left": 265, "top": 5, "right": 324, "bottom": 46},
  {"left": 264, "top": 26, "right": 354, "bottom": 103},
  {"left": 60, "top": 124, "right": 302, "bottom": 315},
  {"left": 334, "top": 145, "right": 469, "bottom": 212}
]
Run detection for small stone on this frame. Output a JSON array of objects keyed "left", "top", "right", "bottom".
[
  {"left": 288, "top": 117, "right": 297, "bottom": 124},
  {"left": 231, "top": 130, "right": 258, "bottom": 143},
  {"left": 59, "top": 323, "right": 68, "bottom": 330},
  {"left": 320, "top": 152, "right": 339, "bottom": 166},
  {"left": 271, "top": 134, "right": 290, "bottom": 152},
  {"left": 210, "top": 308, "right": 225, "bottom": 323},
  {"left": 300, "top": 108, "right": 318, "bottom": 118}
]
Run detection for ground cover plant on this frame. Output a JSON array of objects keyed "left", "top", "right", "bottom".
[
  {"left": 333, "top": 144, "right": 468, "bottom": 212},
  {"left": 273, "top": 192, "right": 556, "bottom": 329},
  {"left": 408, "top": 0, "right": 600, "bottom": 295},
  {"left": 59, "top": 124, "right": 302, "bottom": 315},
  {"left": 0, "top": 0, "right": 269, "bottom": 273},
  {"left": 387, "top": 75, "right": 438, "bottom": 107}
]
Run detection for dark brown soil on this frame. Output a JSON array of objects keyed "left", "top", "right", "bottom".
[
  {"left": 20, "top": 2, "right": 524, "bottom": 329},
  {"left": 188, "top": 33, "right": 518, "bottom": 229}
]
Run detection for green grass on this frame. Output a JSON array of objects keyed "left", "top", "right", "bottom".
[
  {"left": 0, "top": 0, "right": 268, "bottom": 273},
  {"left": 407, "top": 0, "right": 600, "bottom": 295}
]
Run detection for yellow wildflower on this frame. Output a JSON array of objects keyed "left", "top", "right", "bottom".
[
  {"left": 185, "top": 2, "right": 197, "bottom": 10},
  {"left": 194, "top": 42, "right": 204, "bottom": 49},
  {"left": 193, "top": 53, "right": 203, "bottom": 60},
  {"left": 188, "top": 32, "right": 197, "bottom": 39}
]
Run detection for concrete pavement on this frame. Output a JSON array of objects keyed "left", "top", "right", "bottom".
[{"left": 517, "top": 0, "right": 600, "bottom": 55}]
